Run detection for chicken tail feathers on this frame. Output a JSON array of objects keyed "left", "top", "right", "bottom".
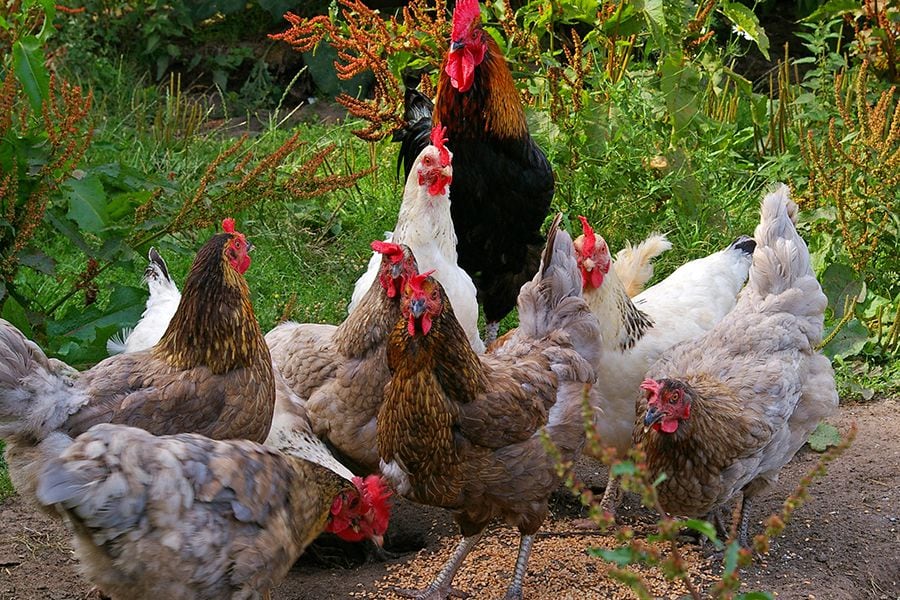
[
  {"left": 747, "top": 185, "right": 827, "bottom": 337},
  {"left": 613, "top": 233, "right": 672, "bottom": 297},
  {"left": 106, "top": 328, "right": 131, "bottom": 355},
  {"left": 750, "top": 184, "right": 813, "bottom": 295},
  {"left": 0, "top": 319, "right": 81, "bottom": 440},
  {"left": 392, "top": 79, "right": 433, "bottom": 181},
  {"left": 515, "top": 214, "right": 602, "bottom": 376},
  {"left": 147, "top": 247, "right": 172, "bottom": 283}
]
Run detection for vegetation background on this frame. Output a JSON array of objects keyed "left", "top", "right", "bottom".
[{"left": 0, "top": 0, "right": 897, "bottom": 592}]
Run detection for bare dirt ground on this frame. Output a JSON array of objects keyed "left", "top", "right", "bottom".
[{"left": 2, "top": 399, "right": 898, "bottom": 600}]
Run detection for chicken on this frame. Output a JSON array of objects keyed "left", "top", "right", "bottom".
[
  {"left": 350, "top": 125, "right": 483, "bottom": 353},
  {"left": 393, "top": 0, "right": 554, "bottom": 345},
  {"left": 0, "top": 219, "right": 275, "bottom": 510},
  {"left": 106, "top": 247, "right": 181, "bottom": 355},
  {"left": 266, "top": 241, "right": 419, "bottom": 473},
  {"left": 574, "top": 216, "right": 755, "bottom": 515},
  {"left": 377, "top": 214, "right": 601, "bottom": 599},
  {"left": 633, "top": 185, "right": 838, "bottom": 547},
  {"left": 37, "top": 423, "right": 391, "bottom": 600}
]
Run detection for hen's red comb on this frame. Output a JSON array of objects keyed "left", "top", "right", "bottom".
[
  {"left": 577, "top": 215, "right": 596, "bottom": 254},
  {"left": 640, "top": 378, "right": 661, "bottom": 397},
  {"left": 407, "top": 270, "right": 437, "bottom": 295},
  {"left": 372, "top": 240, "right": 404, "bottom": 262},
  {"left": 451, "top": 0, "right": 482, "bottom": 41},
  {"left": 222, "top": 218, "right": 236, "bottom": 234},
  {"left": 430, "top": 124, "right": 450, "bottom": 166}
]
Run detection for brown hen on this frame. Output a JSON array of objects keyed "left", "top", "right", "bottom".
[
  {"left": 633, "top": 186, "right": 838, "bottom": 547},
  {"left": 265, "top": 241, "right": 418, "bottom": 473},
  {"left": 378, "top": 215, "right": 601, "bottom": 599}
]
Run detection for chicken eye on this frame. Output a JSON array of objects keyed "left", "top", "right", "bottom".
[{"left": 423, "top": 156, "right": 432, "bottom": 166}]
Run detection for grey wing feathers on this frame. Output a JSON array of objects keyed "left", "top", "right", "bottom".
[{"left": 0, "top": 319, "right": 81, "bottom": 440}]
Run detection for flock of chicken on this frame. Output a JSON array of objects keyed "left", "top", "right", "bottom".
[{"left": 0, "top": 1, "right": 838, "bottom": 599}]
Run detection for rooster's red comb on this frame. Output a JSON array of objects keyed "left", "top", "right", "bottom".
[
  {"left": 451, "top": 0, "right": 482, "bottom": 41},
  {"left": 222, "top": 218, "right": 236, "bottom": 234},
  {"left": 430, "top": 124, "right": 450, "bottom": 166},
  {"left": 407, "top": 270, "right": 437, "bottom": 295},
  {"left": 372, "top": 240, "right": 404, "bottom": 262}
]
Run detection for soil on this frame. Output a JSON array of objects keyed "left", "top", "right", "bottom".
[{"left": 1, "top": 399, "right": 898, "bottom": 600}]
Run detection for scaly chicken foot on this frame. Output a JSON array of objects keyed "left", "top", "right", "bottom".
[
  {"left": 572, "top": 472, "right": 621, "bottom": 530},
  {"left": 598, "top": 471, "right": 622, "bottom": 518},
  {"left": 502, "top": 534, "right": 534, "bottom": 600},
  {"left": 391, "top": 533, "right": 483, "bottom": 599},
  {"left": 735, "top": 495, "right": 754, "bottom": 549}
]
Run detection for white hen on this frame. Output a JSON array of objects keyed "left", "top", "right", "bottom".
[
  {"left": 347, "top": 125, "right": 484, "bottom": 353},
  {"left": 574, "top": 217, "right": 755, "bottom": 514},
  {"left": 106, "top": 247, "right": 181, "bottom": 355}
]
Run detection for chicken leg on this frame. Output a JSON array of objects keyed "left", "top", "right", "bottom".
[
  {"left": 735, "top": 494, "right": 754, "bottom": 549},
  {"left": 503, "top": 534, "right": 534, "bottom": 600},
  {"left": 391, "top": 533, "right": 483, "bottom": 599}
]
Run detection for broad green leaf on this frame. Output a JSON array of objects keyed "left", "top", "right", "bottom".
[
  {"left": 682, "top": 519, "right": 721, "bottom": 548},
  {"left": 803, "top": 0, "right": 861, "bottom": 22},
  {"left": 45, "top": 208, "right": 96, "bottom": 256},
  {"left": 48, "top": 284, "right": 146, "bottom": 341},
  {"left": 659, "top": 53, "right": 702, "bottom": 138},
  {"left": 17, "top": 250, "right": 56, "bottom": 275},
  {"left": 12, "top": 36, "right": 50, "bottom": 111},
  {"left": 591, "top": 547, "right": 637, "bottom": 566},
  {"left": 720, "top": 2, "right": 770, "bottom": 60},
  {"left": 63, "top": 175, "right": 109, "bottom": 233},
  {"left": 723, "top": 540, "right": 741, "bottom": 576},
  {"left": 821, "top": 263, "right": 865, "bottom": 318},
  {"left": 0, "top": 294, "right": 34, "bottom": 338},
  {"left": 823, "top": 317, "right": 869, "bottom": 359},
  {"left": 807, "top": 422, "right": 841, "bottom": 452}
]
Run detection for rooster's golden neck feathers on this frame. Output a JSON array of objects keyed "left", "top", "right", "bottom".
[{"left": 436, "top": 35, "right": 528, "bottom": 141}]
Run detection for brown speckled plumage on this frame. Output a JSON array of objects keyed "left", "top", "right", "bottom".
[
  {"left": 378, "top": 217, "right": 601, "bottom": 540},
  {"left": 266, "top": 247, "right": 417, "bottom": 473},
  {"left": 63, "top": 232, "right": 275, "bottom": 444}
]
